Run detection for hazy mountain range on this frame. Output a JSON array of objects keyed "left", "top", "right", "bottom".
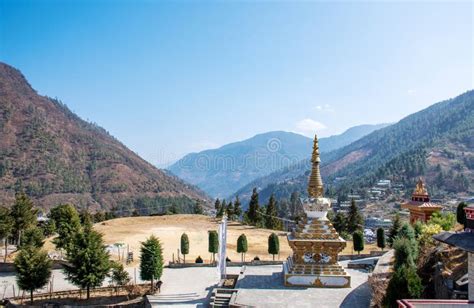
[
  {"left": 234, "top": 90, "right": 474, "bottom": 206},
  {"left": 168, "top": 124, "right": 389, "bottom": 198}
]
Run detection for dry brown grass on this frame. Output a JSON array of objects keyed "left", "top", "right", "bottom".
[{"left": 42, "top": 214, "right": 379, "bottom": 264}]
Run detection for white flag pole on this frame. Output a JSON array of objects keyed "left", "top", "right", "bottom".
[{"left": 217, "top": 215, "right": 227, "bottom": 280}]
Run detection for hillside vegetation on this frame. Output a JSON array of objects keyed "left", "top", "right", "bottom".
[{"left": 0, "top": 62, "right": 209, "bottom": 212}]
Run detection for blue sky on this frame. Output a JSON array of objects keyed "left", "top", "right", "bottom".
[{"left": 1, "top": 0, "right": 472, "bottom": 166}]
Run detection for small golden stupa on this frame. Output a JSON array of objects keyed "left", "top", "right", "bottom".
[
  {"left": 401, "top": 178, "right": 442, "bottom": 224},
  {"left": 283, "top": 134, "right": 350, "bottom": 288}
]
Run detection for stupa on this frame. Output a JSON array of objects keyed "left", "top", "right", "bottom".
[
  {"left": 283, "top": 134, "right": 350, "bottom": 288},
  {"left": 401, "top": 178, "right": 442, "bottom": 224}
]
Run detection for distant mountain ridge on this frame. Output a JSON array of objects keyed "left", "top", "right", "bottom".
[
  {"left": 235, "top": 90, "right": 474, "bottom": 205},
  {"left": 0, "top": 62, "right": 209, "bottom": 213},
  {"left": 168, "top": 124, "right": 388, "bottom": 198}
]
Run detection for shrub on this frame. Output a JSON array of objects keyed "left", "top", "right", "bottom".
[
  {"left": 195, "top": 256, "right": 203, "bottom": 263},
  {"left": 253, "top": 256, "right": 260, "bottom": 261}
]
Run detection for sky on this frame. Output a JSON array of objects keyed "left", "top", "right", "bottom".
[{"left": 1, "top": 0, "right": 473, "bottom": 167}]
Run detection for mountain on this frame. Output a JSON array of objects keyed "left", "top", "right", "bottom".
[
  {"left": 0, "top": 62, "right": 209, "bottom": 213},
  {"left": 168, "top": 124, "right": 388, "bottom": 198},
  {"left": 235, "top": 90, "right": 474, "bottom": 205}
]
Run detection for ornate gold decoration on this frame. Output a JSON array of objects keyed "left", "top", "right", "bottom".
[
  {"left": 307, "top": 134, "right": 324, "bottom": 198},
  {"left": 414, "top": 178, "right": 428, "bottom": 195}
]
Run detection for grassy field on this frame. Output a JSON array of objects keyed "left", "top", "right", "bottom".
[{"left": 43, "top": 214, "right": 379, "bottom": 264}]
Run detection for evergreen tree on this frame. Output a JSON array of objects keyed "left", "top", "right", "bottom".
[
  {"left": 50, "top": 204, "right": 82, "bottom": 251},
  {"left": 217, "top": 200, "right": 226, "bottom": 218},
  {"left": 393, "top": 237, "right": 415, "bottom": 270},
  {"left": 352, "top": 231, "right": 364, "bottom": 255},
  {"left": 457, "top": 202, "right": 468, "bottom": 227},
  {"left": 140, "top": 235, "right": 164, "bottom": 292},
  {"left": 290, "top": 191, "right": 303, "bottom": 219},
  {"left": 237, "top": 234, "right": 248, "bottom": 262},
  {"left": 233, "top": 196, "right": 242, "bottom": 221},
  {"left": 181, "top": 233, "right": 189, "bottom": 263},
  {"left": 384, "top": 265, "right": 422, "bottom": 308},
  {"left": 208, "top": 230, "right": 219, "bottom": 263},
  {"left": 376, "top": 228, "right": 386, "bottom": 251},
  {"left": 277, "top": 198, "right": 289, "bottom": 218},
  {"left": 63, "top": 224, "right": 111, "bottom": 299},
  {"left": 14, "top": 246, "right": 52, "bottom": 304},
  {"left": 268, "top": 233, "right": 279, "bottom": 261},
  {"left": 0, "top": 206, "right": 13, "bottom": 263},
  {"left": 10, "top": 192, "right": 37, "bottom": 245},
  {"left": 265, "top": 194, "right": 280, "bottom": 230},
  {"left": 346, "top": 199, "right": 363, "bottom": 233},
  {"left": 246, "top": 188, "right": 261, "bottom": 225},
  {"left": 20, "top": 227, "right": 45, "bottom": 248},
  {"left": 193, "top": 201, "right": 204, "bottom": 215},
  {"left": 388, "top": 214, "right": 402, "bottom": 247},
  {"left": 214, "top": 199, "right": 221, "bottom": 216},
  {"left": 109, "top": 261, "right": 131, "bottom": 287},
  {"left": 333, "top": 212, "right": 347, "bottom": 234},
  {"left": 226, "top": 201, "right": 234, "bottom": 220}
]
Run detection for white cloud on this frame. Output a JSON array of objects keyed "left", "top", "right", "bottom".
[
  {"left": 295, "top": 118, "right": 327, "bottom": 137},
  {"left": 314, "top": 104, "right": 335, "bottom": 113}
]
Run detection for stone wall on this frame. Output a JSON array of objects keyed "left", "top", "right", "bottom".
[{"left": 469, "top": 252, "right": 473, "bottom": 301}]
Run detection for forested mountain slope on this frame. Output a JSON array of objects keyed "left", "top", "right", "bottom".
[{"left": 0, "top": 62, "right": 209, "bottom": 213}]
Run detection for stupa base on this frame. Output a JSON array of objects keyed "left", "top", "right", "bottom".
[{"left": 283, "top": 257, "right": 351, "bottom": 288}]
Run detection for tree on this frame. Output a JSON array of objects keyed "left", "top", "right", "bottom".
[
  {"left": 429, "top": 212, "right": 456, "bottom": 231},
  {"left": 208, "top": 230, "right": 219, "bottom": 263},
  {"left": 140, "top": 235, "right": 164, "bottom": 292},
  {"left": 226, "top": 201, "right": 234, "bottom": 220},
  {"left": 214, "top": 199, "right": 221, "bottom": 216},
  {"left": 181, "top": 233, "right": 189, "bottom": 263},
  {"left": 352, "top": 231, "right": 364, "bottom": 255},
  {"left": 50, "top": 204, "right": 82, "bottom": 251},
  {"left": 237, "top": 234, "right": 248, "bottom": 262},
  {"left": 393, "top": 237, "right": 415, "bottom": 270},
  {"left": 14, "top": 246, "right": 52, "bottom": 304},
  {"left": 63, "top": 224, "right": 111, "bottom": 299},
  {"left": 217, "top": 200, "right": 226, "bottom": 218},
  {"left": 268, "top": 233, "right": 279, "bottom": 261},
  {"left": 0, "top": 206, "right": 13, "bottom": 263},
  {"left": 398, "top": 223, "right": 416, "bottom": 241},
  {"left": 10, "top": 192, "right": 37, "bottom": 245},
  {"left": 457, "top": 202, "right": 468, "bottom": 227},
  {"left": 265, "top": 194, "right": 280, "bottom": 230},
  {"left": 233, "top": 196, "right": 242, "bottom": 221},
  {"left": 347, "top": 199, "right": 363, "bottom": 233},
  {"left": 193, "top": 202, "right": 204, "bottom": 215},
  {"left": 333, "top": 212, "right": 347, "bottom": 234},
  {"left": 20, "top": 227, "right": 45, "bottom": 248},
  {"left": 290, "top": 191, "right": 303, "bottom": 219},
  {"left": 388, "top": 214, "right": 402, "bottom": 247},
  {"left": 376, "top": 228, "right": 386, "bottom": 251},
  {"left": 384, "top": 265, "right": 422, "bottom": 308},
  {"left": 246, "top": 188, "right": 261, "bottom": 225},
  {"left": 277, "top": 198, "right": 289, "bottom": 218},
  {"left": 109, "top": 261, "right": 131, "bottom": 287}
]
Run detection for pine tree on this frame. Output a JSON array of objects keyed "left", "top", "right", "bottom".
[
  {"left": 265, "top": 194, "right": 279, "bottom": 230},
  {"left": 10, "top": 192, "right": 37, "bottom": 245},
  {"left": 290, "top": 191, "right": 303, "bottom": 219},
  {"left": 347, "top": 199, "right": 363, "bottom": 233},
  {"left": 353, "top": 231, "right": 364, "bottom": 255},
  {"left": 193, "top": 202, "right": 204, "bottom": 215},
  {"left": 63, "top": 224, "right": 111, "bottom": 299},
  {"left": 277, "top": 198, "right": 289, "bottom": 218},
  {"left": 109, "top": 261, "right": 131, "bottom": 287},
  {"left": 333, "top": 212, "right": 347, "bottom": 234},
  {"left": 388, "top": 214, "right": 402, "bottom": 247},
  {"left": 208, "top": 230, "right": 219, "bottom": 263},
  {"left": 268, "top": 233, "right": 279, "bottom": 261},
  {"left": 217, "top": 200, "right": 225, "bottom": 218},
  {"left": 226, "top": 201, "right": 234, "bottom": 220},
  {"left": 181, "top": 233, "right": 189, "bottom": 263},
  {"left": 233, "top": 196, "right": 242, "bottom": 221},
  {"left": 20, "top": 227, "right": 45, "bottom": 248},
  {"left": 457, "top": 202, "right": 468, "bottom": 227},
  {"left": 0, "top": 206, "right": 13, "bottom": 263},
  {"left": 376, "top": 228, "right": 386, "bottom": 251},
  {"left": 237, "top": 234, "right": 248, "bottom": 262},
  {"left": 14, "top": 246, "right": 52, "bottom": 304},
  {"left": 140, "top": 235, "right": 164, "bottom": 292},
  {"left": 246, "top": 188, "right": 260, "bottom": 225},
  {"left": 384, "top": 265, "right": 422, "bottom": 307},
  {"left": 50, "top": 204, "right": 82, "bottom": 251},
  {"left": 214, "top": 199, "right": 221, "bottom": 216}
]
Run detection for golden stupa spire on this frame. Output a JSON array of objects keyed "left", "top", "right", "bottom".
[{"left": 308, "top": 134, "right": 324, "bottom": 198}]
